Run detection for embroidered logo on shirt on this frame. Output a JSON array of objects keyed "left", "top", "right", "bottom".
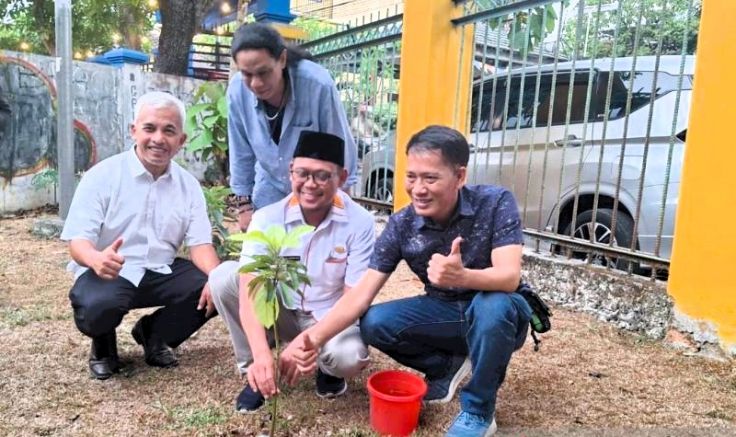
[{"left": 326, "top": 245, "right": 347, "bottom": 263}]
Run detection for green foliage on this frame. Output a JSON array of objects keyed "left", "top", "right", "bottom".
[
  {"left": 334, "top": 44, "right": 400, "bottom": 138},
  {"left": 177, "top": 406, "right": 228, "bottom": 428},
  {"left": 0, "top": 305, "right": 66, "bottom": 329},
  {"left": 30, "top": 168, "right": 58, "bottom": 191},
  {"left": 292, "top": 15, "right": 342, "bottom": 41},
  {"left": 156, "top": 403, "right": 228, "bottom": 430},
  {"left": 231, "top": 225, "right": 313, "bottom": 329},
  {"left": 0, "top": 7, "right": 44, "bottom": 52},
  {"left": 355, "top": 46, "right": 399, "bottom": 132},
  {"left": 202, "top": 185, "right": 239, "bottom": 260},
  {"left": 229, "top": 224, "right": 313, "bottom": 436},
  {"left": 0, "top": 0, "right": 155, "bottom": 55},
  {"left": 471, "top": 0, "right": 561, "bottom": 52},
  {"left": 560, "top": 0, "right": 701, "bottom": 58},
  {"left": 185, "top": 81, "right": 229, "bottom": 184},
  {"left": 30, "top": 167, "right": 82, "bottom": 205},
  {"left": 293, "top": 13, "right": 398, "bottom": 134}
]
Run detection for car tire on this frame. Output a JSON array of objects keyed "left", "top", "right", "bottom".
[
  {"left": 366, "top": 175, "right": 393, "bottom": 203},
  {"left": 563, "top": 208, "right": 638, "bottom": 271}
]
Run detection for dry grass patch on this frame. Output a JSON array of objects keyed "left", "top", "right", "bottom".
[{"left": 0, "top": 214, "right": 734, "bottom": 436}]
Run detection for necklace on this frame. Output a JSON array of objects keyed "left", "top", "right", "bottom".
[
  {"left": 264, "top": 78, "right": 289, "bottom": 121},
  {"left": 264, "top": 103, "right": 282, "bottom": 121}
]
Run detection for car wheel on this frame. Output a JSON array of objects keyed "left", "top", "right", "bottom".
[
  {"left": 562, "top": 208, "right": 638, "bottom": 271},
  {"left": 367, "top": 175, "right": 393, "bottom": 203}
]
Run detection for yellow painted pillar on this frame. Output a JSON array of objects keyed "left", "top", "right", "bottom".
[
  {"left": 668, "top": 0, "right": 736, "bottom": 353},
  {"left": 393, "top": 0, "right": 474, "bottom": 210}
]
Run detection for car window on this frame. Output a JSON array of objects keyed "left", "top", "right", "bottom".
[
  {"left": 471, "top": 75, "right": 543, "bottom": 132},
  {"left": 469, "top": 68, "right": 692, "bottom": 131},
  {"left": 594, "top": 71, "right": 692, "bottom": 121},
  {"left": 536, "top": 71, "right": 594, "bottom": 127},
  {"left": 471, "top": 71, "right": 595, "bottom": 132},
  {"left": 470, "top": 78, "right": 506, "bottom": 132}
]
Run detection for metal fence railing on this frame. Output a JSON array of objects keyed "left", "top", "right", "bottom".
[
  {"left": 302, "top": 12, "right": 403, "bottom": 211},
  {"left": 452, "top": 0, "right": 700, "bottom": 278},
  {"left": 145, "top": 40, "right": 232, "bottom": 80},
  {"left": 189, "top": 40, "right": 231, "bottom": 80}
]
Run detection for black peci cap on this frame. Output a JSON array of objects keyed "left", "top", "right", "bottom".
[{"left": 293, "top": 130, "right": 345, "bottom": 167}]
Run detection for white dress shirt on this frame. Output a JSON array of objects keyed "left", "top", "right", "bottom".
[
  {"left": 61, "top": 147, "right": 213, "bottom": 286},
  {"left": 240, "top": 191, "right": 375, "bottom": 320}
]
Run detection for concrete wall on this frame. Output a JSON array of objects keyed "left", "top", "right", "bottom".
[
  {"left": 523, "top": 251, "right": 673, "bottom": 340},
  {"left": 523, "top": 249, "right": 732, "bottom": 360},
  {"left": 0, "top": 50, "right": 207, "bottom": 213}
]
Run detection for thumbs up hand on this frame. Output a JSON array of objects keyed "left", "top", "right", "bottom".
[
  {"left": 427, "top": 236, "right": 466, "bottom": 288},
  {"left": 302, "top": 334, "right": 316, "bottom": 353},
  {"left": 93, "top": 238, "right": 125, "bottom": 280},
  {"left": 279, "top": 332, "right": 319, "bottom": 386}
]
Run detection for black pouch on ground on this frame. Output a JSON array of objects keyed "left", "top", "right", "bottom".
[{"left": 516, "top": 282, "right": 553, "bottom": 351}]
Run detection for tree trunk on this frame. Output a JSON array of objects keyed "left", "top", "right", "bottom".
[
  {"left": 120, "top": 5, "right": 142, "bottom": 50},
  {"left": 31, "top": 0, "right": 54, "bottom": 55},
  {"left": 156, "top": 0, "right": 216, "bottom": 76}
]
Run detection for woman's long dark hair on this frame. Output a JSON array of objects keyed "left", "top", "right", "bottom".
[{"left": 231, "top": 22, "right": 312, "bottom": 66}]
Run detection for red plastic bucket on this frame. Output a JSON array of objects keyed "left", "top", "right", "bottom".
[{"left": 366, "top": 370, "right": 428, "bottom": 436}]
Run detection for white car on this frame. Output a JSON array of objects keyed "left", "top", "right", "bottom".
[{"left": 361, "top": 55, "right": 694, "bottom": 267}]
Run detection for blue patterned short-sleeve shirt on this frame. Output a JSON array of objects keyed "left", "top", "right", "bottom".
[{"left": 369, "top": 185, "right": 523, "bottom": 301}]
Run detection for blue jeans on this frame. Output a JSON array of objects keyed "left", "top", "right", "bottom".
[{"left": 360, "top": 291, "right": 531, "bottom": 419}]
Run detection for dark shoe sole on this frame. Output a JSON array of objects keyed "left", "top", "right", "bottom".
[
  {"left": 235, "top": 403, "right": 265, "bottom": 414},
  {"left": 315, "top": 381, "right": 348, "bottom": 399},
  {"left": 89, "top": 372, "right": 113, "bottom": 380}
]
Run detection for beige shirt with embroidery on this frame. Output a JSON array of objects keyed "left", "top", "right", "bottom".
[{"left": 240, "top": 191, "right": 375, "bottom": 320}]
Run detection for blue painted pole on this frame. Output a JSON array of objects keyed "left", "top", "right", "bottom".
[{"left": 250, "top": 0, "right": 294, "bottom": 24}]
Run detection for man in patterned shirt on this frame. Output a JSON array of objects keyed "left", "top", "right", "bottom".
[{"left": 282, "top": 125, "right": 532, "bottom": 437}]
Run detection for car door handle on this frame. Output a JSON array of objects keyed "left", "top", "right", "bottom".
[{"left": 554, "top": 135, "right": 584, "bottom": 147}]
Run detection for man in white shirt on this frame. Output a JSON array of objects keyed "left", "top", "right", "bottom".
[
  {"left": 208, "top": 130, "right": 374, "bottom": 413},
  {"left": 61, "top": 92, "right": 220, "bottom": 380}
]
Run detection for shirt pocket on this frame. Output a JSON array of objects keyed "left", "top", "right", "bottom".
[
  {"left": 287, "top": 121, "right": 315, "bottom": 145},
  {"left": 159, "top": 210, "right": 187, "bottom": 247},
  {"left": 291, "top": 117, "right": 314, "bottom": 128},
  {"left": 320, "top": 245, "right": 348, "bottom": 288}
]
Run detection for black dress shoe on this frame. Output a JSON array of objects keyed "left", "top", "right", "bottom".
[
  {"left": 89, "top": 332, "right": 120, "bottom": 380},
  {"left": 88, "top": 356, "right": 114, "bottom": 380},
  {"left": 131, "top": 316, "right": 178, "bottom": 368}
]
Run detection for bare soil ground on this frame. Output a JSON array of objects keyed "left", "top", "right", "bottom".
[{"left": 1, "top": 214, "right": 735, "bottom": 437}]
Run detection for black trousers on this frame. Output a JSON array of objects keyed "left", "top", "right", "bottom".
[{"left": 69, "top": 258, "right": 212, "bottom": 348}]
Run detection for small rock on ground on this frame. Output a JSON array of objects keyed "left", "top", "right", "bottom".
[{"left": 31, "top": 217, "right": 65, "bottom": 239}]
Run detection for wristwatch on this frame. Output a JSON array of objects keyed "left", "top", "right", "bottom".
[{"left": 234, "top": 195, "right": 253, "bottom": 213}]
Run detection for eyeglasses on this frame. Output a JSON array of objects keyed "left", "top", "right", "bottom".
[{"left": 290, "top": 168, "right": 336, "bottom": 184}]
